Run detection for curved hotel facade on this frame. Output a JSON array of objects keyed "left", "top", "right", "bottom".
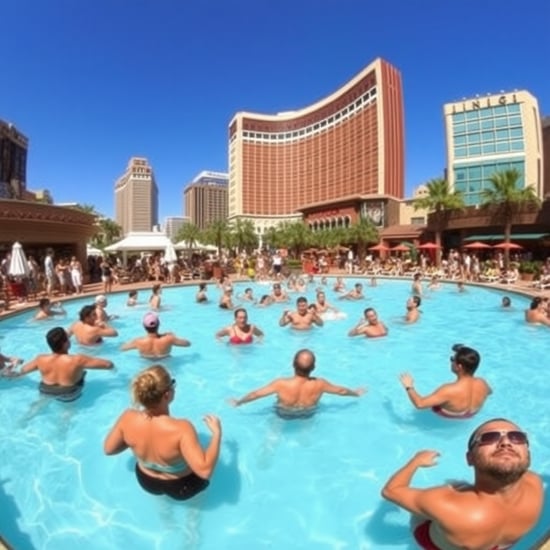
[{"left": 228, "top": 58, "right": 404, "bottom": 235}]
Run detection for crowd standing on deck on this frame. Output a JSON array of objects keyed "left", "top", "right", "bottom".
[{"left": 0, "top": 245, "right": 547, "bottom": 549}]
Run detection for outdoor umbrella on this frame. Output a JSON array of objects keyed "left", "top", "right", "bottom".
[
  {"left": 492, "top": 242, "right": 523, "bottom": 250},
  {"left": 417, "top": 242, "right": 440, "bottom": 250},
  {"left": 164, "top": 241, "right": 178, "bottom": 263},
  {"left": 390, "top": 244, "right": 410, "bottom": 252},
  {"left": 368, "top": 243, "right": 389, "bottom": 252},
  {"left": 462, "top": 241, "right": 492, "bottom": 250},
  {"left": 8, "top": 242, "right": 30, "bottom": 277}
]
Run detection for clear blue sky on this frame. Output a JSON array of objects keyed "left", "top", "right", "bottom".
[{"left": 1, "top": 0, "right": 548, "bottom": 221}]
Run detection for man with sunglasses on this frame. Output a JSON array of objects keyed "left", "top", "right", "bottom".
[
  {"left": 382, "top": 418, "right": 543, "bottom": 550},
  {"left": 399, "top": 344, "right": 491, "bottom": 418}
]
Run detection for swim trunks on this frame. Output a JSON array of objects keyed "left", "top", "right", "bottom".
[
  {"left": 413, "top": 519, "right": 513, "bottom": 550},
  {"left": 135, "top": 464, "right": 209, "bottom": 500},
  {"left": 39, "top": 372, "right": 86, "bottom": 402},
  {"left": 275, "top": 405, "right": 317, "bottom": 420},
  {"left": 431, "top": 405, "right": 477, "bottom": 419}
]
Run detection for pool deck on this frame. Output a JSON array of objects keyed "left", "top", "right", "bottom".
[{"left": 0, "top": 272, "right": 548, "bottom": 550}]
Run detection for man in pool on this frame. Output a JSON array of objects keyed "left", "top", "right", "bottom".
[
  {"left": 524, "top": 297, "right": 550, "bottom": 325},
  {"left": 348, "top": 307, "right": 388, "bottom": 338},
  {"left": 34, "top": 298, "right": 66, "bottom": 320},
  {"left": 228, "top": 348, "right": 365, "bottom": 416},
  {"left": 399, "top": 344, "right": 491, "bottom": 418},
  {"left": 279, "top": 297, "right": 324, "bottom": 330},
  {"left": 405, "top": 295, "right": 421, "bottom": 324},
  {"left": 382, "top": 418, "right": 543, "bottom": 550},
  {"left": 7, "top": 327, "right": 114, "bottom": 401},
  {"left": 121, "top": 312, "right": 191, "bottom": 358},
  {"left": 67, "top": 304, "right": 118, "bottom": 345}
]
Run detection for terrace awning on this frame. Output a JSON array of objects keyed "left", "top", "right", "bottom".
[{"left": 463, "top": 233, "right": 549, "bottom": 242}]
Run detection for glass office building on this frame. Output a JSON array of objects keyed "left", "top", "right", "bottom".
[{"left": 444, "top": 91, "right": 543, "bottom": 206}]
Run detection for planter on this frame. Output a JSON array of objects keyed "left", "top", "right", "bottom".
[{"left": 520, "top": 273, "right": 535, "bottom": 282}]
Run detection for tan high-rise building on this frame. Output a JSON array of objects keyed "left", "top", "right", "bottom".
[
  {"left": 115, "top": 157, "right": 158, "bottom": 235},
  {"left": 444, "top": 90, "right": 543, "bottom": 205},
  {"left": 227, "top": 57, "right": 405, "bottom": 235},
  {"left": 184, "top": 171, "right": 228, "bottom": 229},
  {"left": 0, "top": 119, "right": 28, "bottom": 199}
]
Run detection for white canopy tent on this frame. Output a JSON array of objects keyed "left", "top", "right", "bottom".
[
  {"left": 174, "top": 240, "right": 217, "bottom": 252},
  {"left": 8, "top": 242, "right": 30, "bottom": 277},
  {"left": 104, "top": 232, "right": 174, "bottom": 265}
]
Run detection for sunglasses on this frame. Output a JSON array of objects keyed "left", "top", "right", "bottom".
[
  {"left": 169, "top": 378, "right": 176, "bottom": 389},
  {"left": 449, "top": 355, "right": 456, "bottom": 363},
  {"left": 469, "top": 430, "right": 528, "bottom": 450}
]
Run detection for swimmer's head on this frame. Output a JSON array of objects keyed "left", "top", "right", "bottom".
[
  {"left": 46, "top": 327, "right": 69, "bottom": 353},
  {"left": 293, "top": 349, "right": 315, "bottom": 377},
  {"left": 131, "top": 365, "right": 174, "bottom": 408}
]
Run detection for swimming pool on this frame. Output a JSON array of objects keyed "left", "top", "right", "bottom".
[{"left": 0, "top": 279, "right": 548, "bottom": 549}]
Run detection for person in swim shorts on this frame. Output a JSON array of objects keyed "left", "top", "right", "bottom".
[
  {"left": 121, "top": 312, "right": 191, "bottom": 359},
  {"left": 398, "top": 344, "right": 491, "bottom": 418},
  {"left": 104, "top": 364, "right": 222, "bottom": 500},
  {"left": 382, "top": 417, "right": 543, "bottom": 550},
  {"left": 228, "top": 348, "right": 365, "bottom": 415},
  {"left": 67, "top": 304, "right": 118, "bottom": 345},
  {"left": 215, "top": 308, "right": 264, "bottom": 344},
  {"left": 7, "top": 327, "right": 113, "bottom": 401}
]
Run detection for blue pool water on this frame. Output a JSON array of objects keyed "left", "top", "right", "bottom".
[{"left": 0, "top": 278, "right": 548, "bottom": 550}]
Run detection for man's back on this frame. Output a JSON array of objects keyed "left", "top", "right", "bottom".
[
  {"left": 437, "top": 376, "right": 491, "bottom": 414},
  {"left": 273, "top": 376, "right": 327, "bottom": 408},
  {"left": 33, "top": 353, "right": 85, "bottom": 386},
  {"left": 131, "top": 334, "right": 177, "bottom": 358}
]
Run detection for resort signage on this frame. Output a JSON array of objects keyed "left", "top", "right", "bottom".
[{"left": 452, "top": 94, "right": 518, "bottom": 114}]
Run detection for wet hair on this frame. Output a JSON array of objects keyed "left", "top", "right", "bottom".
[
  {"left": 530, "top": 297, "right": 542, "bottom": 310},
  {"left": 292, "top": 349, "right": 315, "bottom": 377},
  {"left": 244, "top": 287, "right": 252, "bottom": 293},
  {"left": 79, "top": 304, "right": 96, "bottom": 322},
  {"left": 128, "top": 290, "right": 137, "bottom": 298},
  {"left": 467, "top": 417, "right": 517, "bottom": 451},
  {"left": 259, "top": 294, "right": 270, "bottom": 303},
  {"left": 46, "top": 327, "right": 69, "bottom": 353},
  {"left": 234, "top": 307, "right": 247, "bottom": 319},
  {"left": 502, "top": 296, "right": 511, "bottom": 307},
  {"left": 364, "top": 307, "right": 375, "bottom": 316},
  {"left": 39, "top": 298, "right": 50, "bottom": 309},
  {"left": 152, "top": 284, "right": 161, "bottom": 294},
  {"left": 454, "top": 345, "right": 480, "bottom": 375},
  {"left": 131, "top": 365, "right": 173, "bottom": 408},
  {"left": 296, "top": 296, "right": 308, "bottom": 305},
  {"left": 199, "top": 283, "right": 206, "bottom": 291},
  {"left": 412, "top": 296, "right": 421, "bottom": 307}
]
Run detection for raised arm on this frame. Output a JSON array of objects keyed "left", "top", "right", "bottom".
[
  {"left": 279, "top": 310, "right": 292, "bottom": 327},
  {"left": 399, "top": 373, "right": 451, "bottom": 409},
  {"left": 178, "top": 415, "right": 222, "bottom": 479},
  {"left": 381, "top": 450, "right": 452, "bottom": 517},
  {"left": 320, "top": 378, "right": 366, "bottom": 397},
  {"left": 252, "top": 325, "right": 264, "bottom": 338},
  {"left": 77, "top": 354, "right": 114, "bottom": 370},
  {"left": 103, "top": 411, "right": 130, "bottom": 455},
  {"left": 171, "top": 334, "right": 191, "bottom": 347},
  {"left": 229, "top": 380, "right": 280, "bottom": 406},
  {"left": 99, "top": 325, "right": 118, "bottom": 337},
  {"left": 120, "top": 339, "right": 138, "bottom": 351},
  {"left": 215, "top": 326, "right": 230, "bottom": 340}
]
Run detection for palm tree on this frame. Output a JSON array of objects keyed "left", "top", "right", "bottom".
[
  {"left": 280, "top": 221, "right": 313, "bottom": 258},
  {"left": 413, "top": 177, "right": 464, "bottom": 266},
  {"left": 263, "top": 225, "right": 286, "bottom": 251},
  {"left": 175, "top": 222, "right": 203, "bottom": 260},
  {"left": 347, "top": 218, "right": 379, "bottom": 264},
  {"left": 481, "top": 168, "right": 541, "bottom": 269},
  {"left": 203, "top": 220, "right": 230, "bottom": 257},
  {"left": 231, "top": 219, "right": 259, "bottom": 253}
]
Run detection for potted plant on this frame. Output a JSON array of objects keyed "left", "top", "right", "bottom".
[{"left": 518, "top": 261, "right": 536, "bottom": 282}]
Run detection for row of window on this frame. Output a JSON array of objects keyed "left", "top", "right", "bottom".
[
  {"left": 239, "top": 88, "right": 378, "bottom": 144},
  {"left": 453, "top": 115, "right": 522, "bottom": 135},
  {"left": 453, "top": 103, "right": 521, "bottom": 123},
  {"left": 455, "top": 141, "right": 524, "bottom": 157},
  {"left": 455, "top": 127, "right": 524, "bottom": 145}
]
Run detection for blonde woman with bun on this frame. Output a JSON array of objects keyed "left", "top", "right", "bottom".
[{"left": 104, "top": 365, "right": 222, "bottom": 500}]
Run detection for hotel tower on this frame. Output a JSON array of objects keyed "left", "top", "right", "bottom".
[
  {"left": 444, "top": 90, "right": 543, "bottom": 205},
  {"left": 114, "top": 157, "right": 158, "bottom": 235},
  {"left": 227, "top": 58, "right": 405, "bottom": 235}
]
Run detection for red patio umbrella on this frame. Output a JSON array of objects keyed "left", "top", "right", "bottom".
[
  {"left": 462, "top": 241, "right": 492, "bottom": 250},
  {"left": 417, "top": 242, "right": 440, "bottom": 250},
  {"left": 368, "top": 243, "right": 389, "bottom": 252},
  {"left": 390, "top": 244, "right": 410, "bottom": 252},
  {"left": 492, "top": 242, "right": 523, "bottom": 250}
]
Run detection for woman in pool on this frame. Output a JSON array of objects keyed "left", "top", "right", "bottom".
[
  {"left": 215, "top": 308, "right": 264, "bottom": 344},
  {"left": 104, "top": 365, "right": 222, "bottom": 501}
]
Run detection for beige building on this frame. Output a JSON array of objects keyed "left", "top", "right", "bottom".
[
  {"left": 444, "top": 90, "right": 543, "bottom": 205},
  {"left": 114, "top": 157, "right": 158, "bottom": 235},
  {"left": 183, "top": 171, "right": 228, "bottom": 230}
]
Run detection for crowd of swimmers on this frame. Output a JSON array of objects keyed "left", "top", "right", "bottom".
[{"left": 0, "top": 272, "right": 546, "bottom": 550}]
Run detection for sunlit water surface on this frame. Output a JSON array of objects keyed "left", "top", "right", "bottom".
[{"left": 0, "top": 278, "right": 548, "bottom": 550}]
